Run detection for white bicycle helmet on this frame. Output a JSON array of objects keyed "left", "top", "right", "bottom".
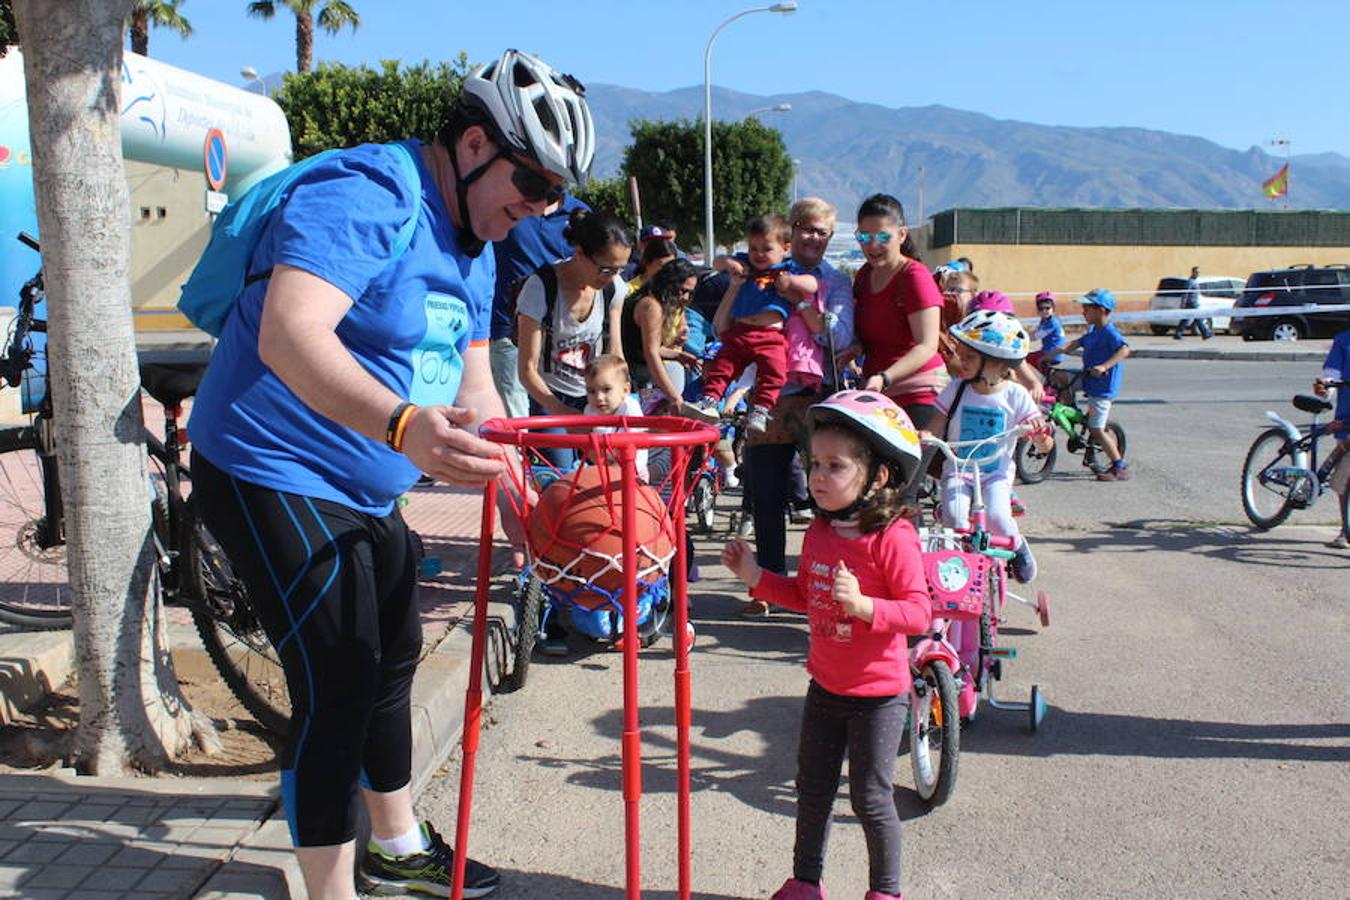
[
  {"left": 461, "top": 49, "right": 596, "bottom": 186},
  {"left": 949, "top": 310, "right": 1030, "bottom": 362}
]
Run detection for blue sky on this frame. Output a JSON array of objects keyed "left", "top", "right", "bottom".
[{"left": 145, "top": 0, "right": 1344, "bottom": 157}]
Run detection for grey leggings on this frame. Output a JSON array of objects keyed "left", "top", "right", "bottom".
[{"left": 793, "top": 680, "right": 908, "bottom": 894}]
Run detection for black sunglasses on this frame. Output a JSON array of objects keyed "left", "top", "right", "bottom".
[{"left": 506, "top": 153, "right": 565, "bottom": 205}]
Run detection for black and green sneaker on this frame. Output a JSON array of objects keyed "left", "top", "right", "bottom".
[{"left": 361, "top": 821, "right": 500, "bottom": 897}]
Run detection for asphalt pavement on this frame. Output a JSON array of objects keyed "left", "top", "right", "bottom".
[{"left": 415, "top": 356, "right": 1348, "bottom": 900}]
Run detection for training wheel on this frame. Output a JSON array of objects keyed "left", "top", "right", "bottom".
[
  {"left": 1029, "top": 685, "right": 1046, "bottom": 732},
  {"left": 1037, "top": 590, "right": 1051, "bottom": 628}
]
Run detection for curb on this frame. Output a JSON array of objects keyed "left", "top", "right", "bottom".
[{"left": 1128, "top": 346, "right": 1326, "bottom": 362}]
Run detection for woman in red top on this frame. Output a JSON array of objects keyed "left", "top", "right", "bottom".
[{"left": 848, "top": 194, "right": 945, "bottom": 429}]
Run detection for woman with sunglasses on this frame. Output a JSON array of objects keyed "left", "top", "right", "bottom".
[
  {"left": 849, "top": 193, "right": 945, "bottom": 430},
  {"left": 516, "top": 208, "right": 630, "bottom": 462},
  {"left": 620, "top": 257, "right": 703, "bottom": 411}
]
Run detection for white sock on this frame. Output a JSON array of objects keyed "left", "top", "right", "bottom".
[{"left": 373, "top": 821, "right": 428, "bottom": 857}]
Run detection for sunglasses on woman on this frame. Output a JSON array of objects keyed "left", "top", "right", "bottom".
[
  {"left": 854, "top": 231, "right": 893, "bottom": 245},
  {"left": 587, "top": 253, "right": 623, "bottom": 277},
  {"left": 506, "top": 153, "right": 565, "bottom": 205}
]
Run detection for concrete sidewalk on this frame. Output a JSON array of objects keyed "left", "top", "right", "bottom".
[
  {"left": 1117, "top": 332, "right": 1329, "bottom": 362},
  {"left": 0, "top": 479, "right": 511, "bottom": 899}
]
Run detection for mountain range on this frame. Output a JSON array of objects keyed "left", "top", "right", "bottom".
[{"left": 585, "top": 84, "right": 1350, "bottom": 220}]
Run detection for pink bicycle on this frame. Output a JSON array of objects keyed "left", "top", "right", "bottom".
[{"left": 908, "top": 426, "right": 1050, "bottom": 806}]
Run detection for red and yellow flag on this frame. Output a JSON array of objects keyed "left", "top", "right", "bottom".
[{"left": 1262, "top": 163, "right": 1289, "bottom": 200}]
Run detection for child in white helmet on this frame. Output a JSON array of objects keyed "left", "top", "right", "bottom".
[{"left": 926, "top": 310, "right": 1053, "bottom": 582}]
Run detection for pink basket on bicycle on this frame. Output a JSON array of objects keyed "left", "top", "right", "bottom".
[{"left": 922, "top": 550, "right": 990, "bottom": 619}]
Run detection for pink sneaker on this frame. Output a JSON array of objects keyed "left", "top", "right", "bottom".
[{"left": 771, "top": 878, "right": 826, "bottom": 899}]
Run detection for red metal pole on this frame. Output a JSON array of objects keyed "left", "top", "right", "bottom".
[
  {"left": 670, "top": 446, "right": 692, "bottom": 900},
  {"left": 451, "top": 479, "right": 498, "bottom": 900},
  {"left": 620, "top": 445, "right": 643, "bottom": 900}
]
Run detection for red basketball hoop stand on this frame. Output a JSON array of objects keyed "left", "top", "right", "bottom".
[{"left": 450, "top": 414, "right": 719, "bottom": 900}]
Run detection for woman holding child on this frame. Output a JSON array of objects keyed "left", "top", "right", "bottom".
[{"left": 848, "top": 194, "right": 945, "bottom": 429}]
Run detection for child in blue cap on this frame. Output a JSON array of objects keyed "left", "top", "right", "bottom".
[{"left": 1060, "top": 288, "right": 1132, "bottom": 481}]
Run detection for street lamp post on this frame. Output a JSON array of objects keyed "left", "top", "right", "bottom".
[
  {"left": 703, "top": 2, "right": 798, "bottom": 259},
  {"left": 792, "top": 158, "right": 802, "bottom": 202},
  {"left": 240, "top": 65, "right": 267, "bottom": 95},
  {"left": 745, "top": 102, "right": 792, "bottom": 119}
]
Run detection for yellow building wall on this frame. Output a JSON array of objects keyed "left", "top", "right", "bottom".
[{"left": 925, "top": 242, "right": 1350, "bottom": 317}]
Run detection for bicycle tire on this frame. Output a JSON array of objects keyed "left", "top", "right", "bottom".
[
  {"left": 909, "top": 659, "right": 959, "bottom": 806},
  {"left": 500, "top": 573, "right": 544, "bottom": 693},
  {"left": 1013, "top": 436, "right": 1057, "bottom": 484},
  {"left": 1240, "top": 428, "right": 1298, "bottom": 530},
  {"left": 691, "top": 477, "right": 715, "bottom": 534},
  {"left": 1105, "top": 422, "right": 1127, "bottom": 459},
  {"left": 184, "top": 505, "right": 290, "bottom": 734},
  {"left": 0, "top": 428, "right": 73, "bottom": 629}
]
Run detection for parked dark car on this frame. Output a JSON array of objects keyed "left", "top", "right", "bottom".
[{"left": 1232, "top": 264, "right": 1350, "bottom": 341}]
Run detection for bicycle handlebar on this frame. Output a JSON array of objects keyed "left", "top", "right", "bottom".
[{"left": 920, "top": 423, "right": 1036, "bottom": 474}]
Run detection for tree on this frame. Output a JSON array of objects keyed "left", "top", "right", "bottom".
[
  {"left": 129, "top": 0, "right": 192, "bottom": 57},
  {"left": 573, "top": 176, "right": 632, "bottom": 226},
  {"left": 11, "top": 0, "right": 215, "bottom": 774},
  {"left": 623, "top": 118, "right": 792, "bottom": 255},
  {"left": 0, "top": 1, "right": 15, "bottom": 55},
  {"left": 247, "top": 0, "right": 358, "bottom": 74},
  {"left": 273, "top": 57, "right": 469, "bottom": 160}
]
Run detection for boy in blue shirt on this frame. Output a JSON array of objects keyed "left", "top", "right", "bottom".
[
  {"left": 1061, "top": 288, "right": 1132, "bottom": 481},
  {"left": 1314, "top": 328, "right": 1350, "bottom": 547}
]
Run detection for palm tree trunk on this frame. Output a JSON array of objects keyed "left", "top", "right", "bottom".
[
  {"left": 295, "top": 9, "right": 313, "bottom": 73},
  {"left": 129, "top": 10, "right": 148, "bottom": 56},
  {"left": 10, "top": 0, "right": 217, "bottom": 775}
]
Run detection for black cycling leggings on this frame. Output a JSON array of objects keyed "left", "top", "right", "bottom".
[{"left": 191, "top": 452, "right": 422, "bottom": 847}]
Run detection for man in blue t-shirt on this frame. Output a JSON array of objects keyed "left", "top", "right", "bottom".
[
  {"left": 489, "top": 192, "right": 589, "bottom": 417},
  {"left": 188, "top": 50, "right": 595, "bottom": 899},
  {"left": 1062, "top": 288, "right": 1132, "bottom": 481},
  {"left": 1315, "top": 328, "right": 1350, "bottom": 547}
]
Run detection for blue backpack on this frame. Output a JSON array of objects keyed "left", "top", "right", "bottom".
[{"left": 178, "top": 141, "right": 422, "bottom": 337}]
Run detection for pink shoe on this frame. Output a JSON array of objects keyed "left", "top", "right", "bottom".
[
  {"left": 771, "top": 878, "right": 826, "bottom": 899},
  {"left": 864, "top": 893, "right": 902, "bottom": 900}
]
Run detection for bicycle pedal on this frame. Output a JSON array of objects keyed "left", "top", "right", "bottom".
[{"left": 989, "top": 647, "right": 1018, "bottom": 659}]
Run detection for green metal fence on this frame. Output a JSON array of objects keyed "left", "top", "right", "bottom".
[{"left": 931, "top": 208, "right": 1350, "bottom": 248}]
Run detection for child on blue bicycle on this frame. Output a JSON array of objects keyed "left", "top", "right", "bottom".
[
  {"left": 722, "top": 389, "right": 930, "bottom": 900},
  {"left": 926, "top": 311, "right": 1053, "bottom": 583}
]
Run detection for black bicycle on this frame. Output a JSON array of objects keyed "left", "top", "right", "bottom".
[{"left": 0, "top": 233, "right": 289, "bottom": 734}]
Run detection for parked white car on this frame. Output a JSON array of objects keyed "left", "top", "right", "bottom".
[{"left": 1147, "top": 275, "right": 1245, "bottom": 334}]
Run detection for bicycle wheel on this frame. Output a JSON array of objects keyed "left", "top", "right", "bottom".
[
  {"left": 1241, "top": 428, "right": 1298, "bottom": 530},
  {"left": 0, "top": 429, "right": 72, "bottom": 629},
  {"left": 184, "top": 508, "right": 290, "bottom": 734},
  {"left": 1106, "top": 422, "right": 1127, "bottom": 459},
  {"left": 500, "top": 573, "right": 544, "bottom": 693},
  {"left": 1014, "top": 436, "right": 1057, "bottom": 484},
  {"left": 909, "top": 659, "right": 959, "bottom": 806}
]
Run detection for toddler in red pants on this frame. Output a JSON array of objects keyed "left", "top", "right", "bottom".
[{"left": 686, "top": 213, "right": 818, "bottom": 432}]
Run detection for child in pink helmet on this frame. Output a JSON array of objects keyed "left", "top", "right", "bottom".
[{"left": 723, "top": 390, "right": 931, "bottom": 900}]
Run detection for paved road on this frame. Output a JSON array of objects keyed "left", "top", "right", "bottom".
[{"left": 416, "top": 357, "right": 1348, "bottom": 900}]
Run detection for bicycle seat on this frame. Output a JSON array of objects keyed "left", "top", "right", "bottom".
[
  {"left": 1292, "top": 394, "right": 1333, "bottom": 415},
  {"left": 138, "top": 348, "right": 211, "bottom": 406}
]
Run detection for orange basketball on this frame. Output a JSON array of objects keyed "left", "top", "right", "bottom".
[{"left": 527, "top": 465, "right": 675, "bottom": 609}]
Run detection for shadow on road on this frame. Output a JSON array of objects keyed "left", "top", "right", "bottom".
[
  {"left": 959, "top": 705, "right": 1350, "bottom": 764},
  {"left": 1037, "top": 519, "right": 1349, "bottom": 570},
  {"left": 491, "top": 866, "right": 744, "bottom": 899}
]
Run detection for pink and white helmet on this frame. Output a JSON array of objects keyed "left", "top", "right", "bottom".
[
  {"left": 967, "top": 289, "right": 1015, "bottom": 315},
  {"left": 806, "top": 390, "right": 923, "bottom": 484}
]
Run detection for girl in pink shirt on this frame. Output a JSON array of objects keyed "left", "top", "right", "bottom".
[{"left": 722, "top": 389, "right": 930, "bottom": 900}]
